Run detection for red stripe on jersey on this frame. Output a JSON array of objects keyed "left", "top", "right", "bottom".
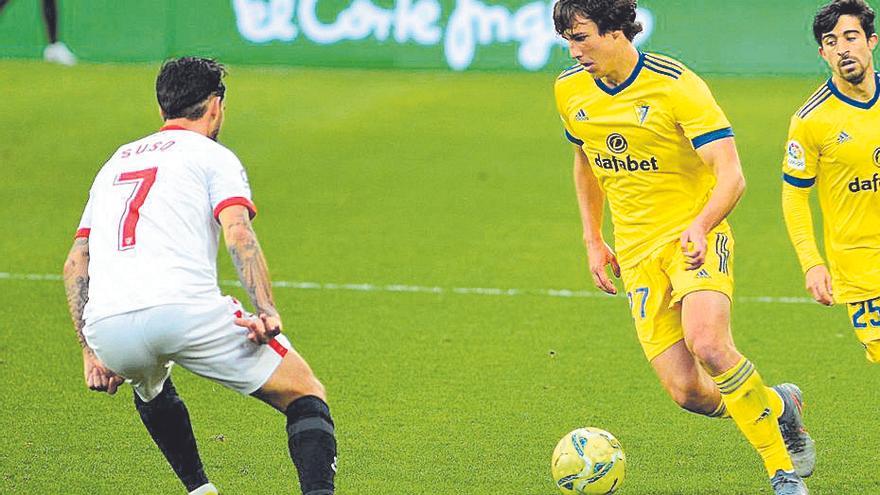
[
  {"left": 159, "top": 125, "right": 189, "bottom": 132},
  {"left": 234, "top": 310, "right": 243, "bottom": 318},
  {"left": 268, "top": 338, "right": 288, "bottom": 357},
  {"left": 214, "top": 197, "right": 257, "bottom": 221},
  {"left": 75, "top": 228, "right": 91, "bottom": 239}
]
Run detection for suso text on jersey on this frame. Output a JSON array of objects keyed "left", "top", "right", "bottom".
[{"left": 120, "top": 140, "right": 177, "bottom": 159}]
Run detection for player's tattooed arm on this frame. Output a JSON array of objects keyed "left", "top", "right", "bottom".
[
  {"left": 63, "top": 236, "right": 124, "bottom": 393},
  {"left": 220, "top": 205, "right": 279, "bottom": 318},
  {"left": 63, "top": 237, "right": 91, "bottom": 349}
]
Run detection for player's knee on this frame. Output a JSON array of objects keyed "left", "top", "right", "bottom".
[
  {"left": 300, "top": 374, "right": 326, "bottom": 400},
  {"left": 134, "top": 378, "right": 180, "bottom": 410},
  {"left": 864, "top": 341, "right": 880, "bottom": 363},
  {"left": 690, "top": 339, "right": 737, "bottom": 373},
  {"left": 281, "top": 368, "right": 326, "bottom": 403}
]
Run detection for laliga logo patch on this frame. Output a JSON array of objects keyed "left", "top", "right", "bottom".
[
  {"left": 606, "top": 133, "right": 628, "bottom": 154},
  {"left": 786, "top": 140, "right": 806, "bottom": 171},
  {"left": 873, "top": 147, "right": 880, "bottom": 167}
]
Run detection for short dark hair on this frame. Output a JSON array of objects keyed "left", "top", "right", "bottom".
[
  {"left": 553, "top": 0, "right": 643, "bottom": 41},
  {"left": 156, "top": 57, "right": 227, "bottom": 120},
  {"left": 813, "top": 0, "right": 876, "bottom": 45}
]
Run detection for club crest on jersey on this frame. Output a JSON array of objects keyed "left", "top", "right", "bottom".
[
  {"left": 873, "top": 147, "right": 880, "bottom": 167},
  {"left": 786, "top": 140, "right": 806, "bottom": 171},
  {"left": 606, "top": 133, "right": 629, "bottom": 154},
  {"left": 838, "top": 131, "right": 852, "bottom": 144},
  {"left": 635, "top": 103, "right": 650, "bottom": 125},
  {"left": 574, "top": 109, "right": 588, "bottom": 122}
]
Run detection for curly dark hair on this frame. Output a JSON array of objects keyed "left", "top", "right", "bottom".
[
  {"left": 156, "top": 57, "right": 227, "bottom": 120},
  {"left": 813, "top": 0, "right": 876, "bottom": 45},
  {"left": 553, "top": 0, "right": 643, "bottom": 41}
]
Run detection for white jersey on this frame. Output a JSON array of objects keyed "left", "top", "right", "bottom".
[{"left": 76, "top": 126, "right": 256, "bottom": 324}]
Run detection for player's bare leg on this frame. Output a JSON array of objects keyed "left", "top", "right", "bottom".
[
  {"left": 680, "top": 291, "right": 742, "bottom": 374},
  {"left": 682, "top": 290, "right": 807, "bottom": 493},
  {"left": 253, "top": 349, "right": 336, "bottom": 495},
  {"left": 650, "top": 339, "right": 725, "bottom": 417},
  {"left": 253, "top": 348, "right": 326, "bottom": 409}
]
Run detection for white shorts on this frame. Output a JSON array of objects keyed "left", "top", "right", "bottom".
[{"left": 83, "top": 295, "right": 292, "bottom": 402}]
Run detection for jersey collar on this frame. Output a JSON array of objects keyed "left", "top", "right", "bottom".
[
  {"left": 159, "top": 124, "right": 190, "bottom": 132},
  {"left": 826, "top": 71, "right": 880, "bottom": 110},
  {"left": 594, "top": 52, "right": 645, "bottom": 96}
]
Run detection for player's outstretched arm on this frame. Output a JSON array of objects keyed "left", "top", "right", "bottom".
[
  {"left": 219, "top": 204, "right": 282, "bottom": 343},
  {"left": 62, "top": 237, "right": 123, "bottom": 394},
  {"left": 681, "top": 137, "right": 746, "bottom": 270},
  {"left": 573, "top": 145, "right": 619, "bottom": 294},
  {"left": 782, "top": 184, "right": 833, "bottom": 305}
]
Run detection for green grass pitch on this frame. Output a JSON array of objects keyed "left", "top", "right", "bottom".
[{"left": 1, "top": 60, "right": 878, "bottom": 494}]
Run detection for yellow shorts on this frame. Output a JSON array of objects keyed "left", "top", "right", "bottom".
[
  {"left": 620, "top": 227, "right": 735, "bottom": 361},
  {"left": 846, "top": 297, "right": 880, "bottom": 363}
]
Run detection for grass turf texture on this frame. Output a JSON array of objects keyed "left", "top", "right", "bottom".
[{"left": 1, "top": 60, "right": 879, "bottom": 494}]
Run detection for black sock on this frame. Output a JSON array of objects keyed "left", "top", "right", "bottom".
[
  {"left": 41, "top": 0, "right": 57, "bottom": 43},
  {"left": 286, "top": 395, "right": 337, "bottom": 495},
  {"left": 134, "top": 378, "right": 209, "bottom": 492}
]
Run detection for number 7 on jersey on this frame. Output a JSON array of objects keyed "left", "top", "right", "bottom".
[{"left": 114, "top": 167, "right": 158, "bottom": 250}]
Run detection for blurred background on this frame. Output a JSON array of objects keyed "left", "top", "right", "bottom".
[{"left": 0, "top": 0, "right": 830, "bottom": 73}]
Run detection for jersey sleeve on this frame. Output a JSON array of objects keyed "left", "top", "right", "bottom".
[
  {"left": 75, "top": 193, "right": 93, "bottom": 239},
  {"left": 780, "top": 114, "right": 824, "bottom": 272},
  {"left": 208, "top": 148, "right": 257, "bottom": 222},
  {"left": 673, "top": 71, "right": 734, "bottom": 149},
  {"left": 554, "top": 81, "right": 584, "bottom": 146},
  {"left": 782, "top": 184, "right": 825, "bottom": 273},
  {"left": 781, "top": 115, "right": 820, "bottom": 188}
]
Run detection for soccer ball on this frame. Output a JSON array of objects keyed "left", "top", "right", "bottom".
[{"left": 551, "top": 427, "right": 626, "bottom": 494}]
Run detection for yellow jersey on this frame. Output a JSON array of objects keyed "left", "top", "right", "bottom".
[
  {"left": 555, "top": 52, "right": 734, "bottom": 268},
  {"left": 782, "top": 72, "right": 880, "bottom": 303}
]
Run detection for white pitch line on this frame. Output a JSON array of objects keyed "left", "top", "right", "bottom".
[
  {"left": 0, "top": 272, "right": 815, "bottom": 304},
  {"left": 227, "top": 278, "right": 604, "bottom": 299}
]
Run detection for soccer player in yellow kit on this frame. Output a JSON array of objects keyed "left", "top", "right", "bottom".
[
  {"left": 553, "top": 1, "right": 813, "bottom": 493},
  {"left": 782, "top": 0, "right": 880, "bottom": 363}
]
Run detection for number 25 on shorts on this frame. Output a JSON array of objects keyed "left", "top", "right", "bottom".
[{"left": 851, "top": 298, "right": 880, "bottom": 329}]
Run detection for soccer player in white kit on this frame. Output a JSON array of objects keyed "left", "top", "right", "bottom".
[{"left": 62, "top": 58, "right": 337, "bottom": 495}]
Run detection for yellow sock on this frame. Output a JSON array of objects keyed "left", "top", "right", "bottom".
[
  {"left": 713, "top": 357, "right": 793, "bottom": 476},
  {"left": 766, "top": 386, "right": 784, "bottom": 419},
  {"left": 707, "top": 400, "right": 730, "bottom": 419}
]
